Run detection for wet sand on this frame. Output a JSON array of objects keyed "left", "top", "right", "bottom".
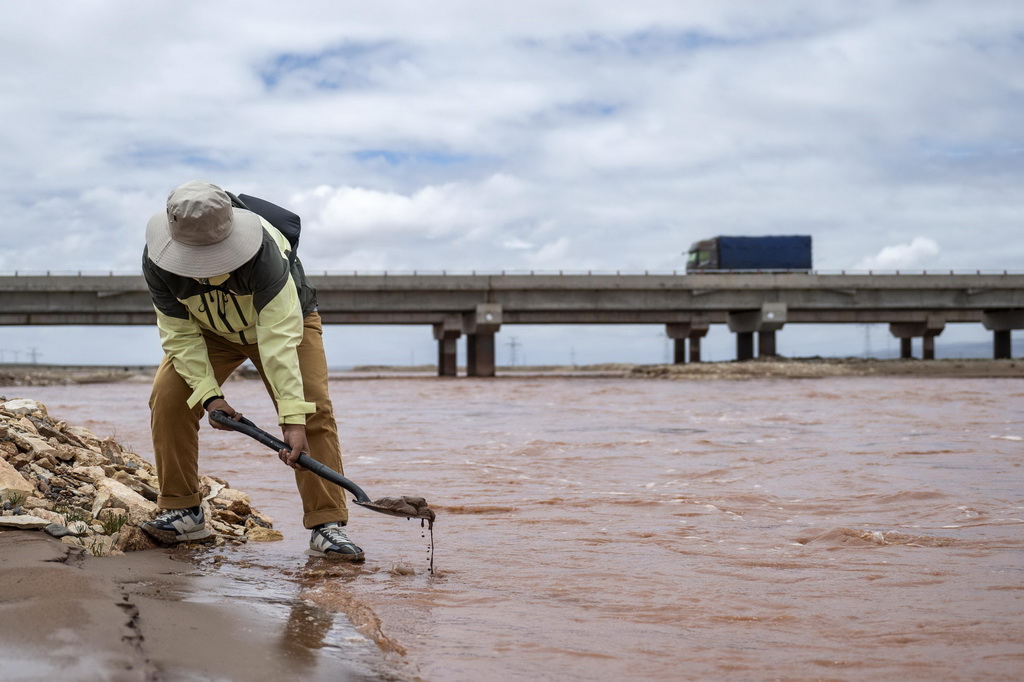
[{"left": 0, "top": 532, "right": 390, "bottom": 681}]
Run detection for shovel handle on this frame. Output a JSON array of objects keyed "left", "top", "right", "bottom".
[{"left": 209, "top": 410, "right": 372, "bottom": 504}]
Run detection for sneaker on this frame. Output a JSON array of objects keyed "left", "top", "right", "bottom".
[
  {"left": 141, "top": 506, "right": 211, "bottom": 544},
  {"left": 309, "top": 522, "right": 364, "bottom": 561}
]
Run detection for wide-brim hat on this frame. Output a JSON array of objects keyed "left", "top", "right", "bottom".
[{"left": 146, "top": 180, "right": 264, "bottom": 278}]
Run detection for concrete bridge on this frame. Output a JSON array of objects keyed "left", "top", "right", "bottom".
[{"left": 1, "top": 272, "right": 1022, "bottom": 376}]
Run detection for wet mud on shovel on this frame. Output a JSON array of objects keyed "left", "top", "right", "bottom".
[{"left": 210, "top": 411, "right": 435, "bottom": 526}]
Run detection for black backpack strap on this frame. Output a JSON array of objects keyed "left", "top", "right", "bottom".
[{"left": 227, "top": 192, "right": 300, "bottom": 265}]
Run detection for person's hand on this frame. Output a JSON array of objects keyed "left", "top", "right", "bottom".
[
  {"left": 206, "top": 398, "right": 242, "bottom": 430},
  {"left": 279, "top": 424, "right": 308, "bottom": 470}
]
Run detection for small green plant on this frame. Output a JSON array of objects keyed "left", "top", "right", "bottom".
[
  {"left": 88, "top": 539, "right": 105, "bottom": 557},
  {"left": 100, "top": 514, "right": 128, "bottom": 535},
  {"left": 3, "top": 492, "right": 27, "bottom": 508},
  {"left": 54, "top": 503, "right": 91, "bottom": 526}
]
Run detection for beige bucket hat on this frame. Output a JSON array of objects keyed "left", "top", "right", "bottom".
[{"left": 146, "top": 180, "right": 264, "bottom": 278}]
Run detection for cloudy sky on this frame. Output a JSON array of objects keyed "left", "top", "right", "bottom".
[{"left": 1, "top": 1, "right": 1022, "bottom": 366}]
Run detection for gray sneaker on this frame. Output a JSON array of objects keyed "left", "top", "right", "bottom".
[
  {"left": 141, "top": 506, "right": 212, "bottom": 544},
  {"left": 309, "top": 522, "right": 364, "bottom": 561}
]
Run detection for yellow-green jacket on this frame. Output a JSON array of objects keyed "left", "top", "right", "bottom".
[{"left": 143, "top": 219, "right": 318, "bottom": 424}]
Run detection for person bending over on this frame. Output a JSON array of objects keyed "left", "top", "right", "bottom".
[{"left": 140, "top": 180, "right": 362, "bottom": 561}]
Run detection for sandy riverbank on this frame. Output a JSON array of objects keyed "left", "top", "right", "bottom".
[
  {"left": 5, "top": 358, "right": 1024, "bottom": 387},
  {"left": 352, "top": 357, "right": 1024, "bottom": 379},
  {"left": 0, "top": 532, "right": 384, "bottom": 681}
]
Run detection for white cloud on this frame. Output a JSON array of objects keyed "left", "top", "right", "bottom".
[
  {"left": 1, "top": 1, "right": 1022, "bottom": 361},
  {"left": 855, "top": 237, "right": 941, "bottom": 271}
]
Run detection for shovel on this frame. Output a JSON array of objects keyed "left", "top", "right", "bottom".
[{"left": 209, "top": 410, "right": 434, "bottom": 524}]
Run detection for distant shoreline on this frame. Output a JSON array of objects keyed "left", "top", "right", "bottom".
[{"left": 4, "top": 357, "right": 1023, "bottom": 387}]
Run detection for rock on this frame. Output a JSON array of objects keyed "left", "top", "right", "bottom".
[
  {"left": 116, "top": 525, "right": 161, "bottom": 552},
  {"left": 74, "top": 466, "right": 107, "bottom": 484},
  {"left": 215, "top": 509, "right": 245, "bottom": 525},
  {"left": 22, "top": 496, "right": 54, "bottom": 511},
  {"left": 16, "top": 416, "right": 38, "bottom": 434},
  {"left": 67, "top": 520, "right": 92, "bottom": 536},
  {"left": 27, "top": 508, "right": 64, "bottom": 525},
  {"left": 92, "top": 479, "right": 157, "bottom": 525},
  {"left": 0, "top": 440, "right": 18, "bottom": 458},
  {"left": 99, "top": 437, "right": 124, "bottom": 463},
  {"left": 246, "top": 526, "right": 284, "bottom": 542},
  {"left": 2, "top": 399, "right": 47, "bottom": 416},
  {"left": 11, "top": 433, "right": 59, "bottom": 459},
  {"left": 249, "top": 508, "right": 274, "bottom": 528},
  {"left": 85, "top": 535, "right": 116, "bottom": 557},
  {"left": 0, "top": 458, "right": 36, "bottom": 499},
  {"left": 113, "top": 471, "right": 159, "bottom": 501},
  {"left": 213, "top": 488, "right": 252, "bottom": 517},
  {"left": 43, "top": 522, "right": 74, "bottom": 538},
  {"left": 34, "top": 455, "right": 58, "bottom": 471},
  {"left": 61, "top": 536, "right": 86, "bottom": 549},
  {"left": 66, "top": 426, "right": 100, "bottom": 446},
  {"left": 0, "top": 514, "right": 50, "bottom": 529},
  {"left": 72, "top": 449, "right": 108, "bottom": 468},
  {"left": 97, "top": 507, "right": 128, "bottom": 523}
]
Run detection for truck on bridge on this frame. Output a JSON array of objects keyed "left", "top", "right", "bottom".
[{"left": 686, "top": 235, "right": 812, "bottom": 272}]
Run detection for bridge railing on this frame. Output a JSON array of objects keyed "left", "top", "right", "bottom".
[{"left": 2, "top": 269, "right": 1023, "bottom": 278}]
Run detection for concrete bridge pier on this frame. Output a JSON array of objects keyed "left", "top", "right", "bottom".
[
  {"left": 982, "top": 310, "right": 1024, "bottom": 359},
  {"left": 665, "top": 323, "right": 691, "bottom": 364},
  {"left": 433, "top": 315, "right": 462, "bottom": 376},
  {"left": 688, "top": 325, "right": 709, "bottom": 363},
  {"left": 464, "top": 304, "right": 502, "bottom": 377},
  {"left": 666, "top": 319, "right": 710, "bottom": 364},
  {"left": 728, "top": 304, "right": 786, "bottom": 361},
  {"left": 889, "top": 318, "right": 945, "bottom": 359}
]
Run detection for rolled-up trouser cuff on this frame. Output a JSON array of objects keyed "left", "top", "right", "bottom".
[
  {"left": 157, "top": 492, "right": 203, "bottom": 510},
  {"left": 304, "top": 508, "right": 348, "bottom": 529}
]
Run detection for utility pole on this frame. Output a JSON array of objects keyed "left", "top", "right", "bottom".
[
  {"left": 506, "top": 336, "right": 521, "bottom": 367},
  {"left": 28, "top": 347, "right": 41, "bottom": 364}
]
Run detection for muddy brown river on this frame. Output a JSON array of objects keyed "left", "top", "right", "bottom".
[{"left": 8, "top": 376, "right": 1024, "bottom": 680}]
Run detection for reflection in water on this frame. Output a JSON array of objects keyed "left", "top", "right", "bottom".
[
  {"left": 280, "top": 601, "right": 335, "bottom": 663},
  {"left": 13, "top": 376, "right": 1024, "bottom": 681}
]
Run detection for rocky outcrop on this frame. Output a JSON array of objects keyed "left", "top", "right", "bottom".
[{"left": 0, "top": 397, "right": 280, "bottom": 556}]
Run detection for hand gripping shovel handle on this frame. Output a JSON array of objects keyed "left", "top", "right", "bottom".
[{"left": 209, "top": 410, "right": 372, "bottom": 505}]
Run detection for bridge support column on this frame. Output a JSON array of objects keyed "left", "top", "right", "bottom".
[
  {"left": 758, "top": 330, "right": 777, "bottom": 358},
  {"left": 728, "top": 304, "right": 786, "bottom": 362},
  {"left": 666, "top": 323, "right": 690, "bottom": 365},
  {"left": 464, "top": 304, "right": 502, "bottom": 377},
  {"left": 736, "top": 332, "right": 755, "bottom": 361},
  {"left": 666, "top": 320, "right": 710, "bottom": 364},
  {"left": 900, "top": 337, "right": 913, "bottom": 359},
  {"left": 433, "top": 316, "right": 462, "bottom": 377},
  {"left": 689, "top": 326, "right": 709, "bottom": 363},
  {"left": 982, "top": 310, "right": 1024, "bottom": 359},
  {"left": 890, "top": 317, "right": 945, "bottom": 360}
]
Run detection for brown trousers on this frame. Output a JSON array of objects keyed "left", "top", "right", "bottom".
[{"left": 149, "top": 312, "right": 347, "bottom": 528}]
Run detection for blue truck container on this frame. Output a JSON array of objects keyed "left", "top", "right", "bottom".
[{"left": 686, "top": 235, "right": 812, "bottom": 272}]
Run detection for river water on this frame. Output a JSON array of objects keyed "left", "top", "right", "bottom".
[{"left": 6, "top": 375, "right": 1024, "bottom": 681}]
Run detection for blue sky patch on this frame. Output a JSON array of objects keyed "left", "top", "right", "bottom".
[
  {"left": 115, "top": 145, "right": 249, "bottom": 171},
  {"left": 259, "top": 40, "right": 409, "bottom": 91},
  {"left": 354, "top": 149, "right": 476, "bottom": 166}
]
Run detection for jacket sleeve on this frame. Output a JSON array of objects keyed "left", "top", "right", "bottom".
[
  {"left": 155, "top": 309, "right": 223, "bottom": 408},
  {"left": 143, "top": 252, "right": 222, "bottom": 408},
  {"left": 254, "top": 272, "right": 316, "bottom": 424},
  {"left": 243, "top": 230, "right": 316, "bottom": 425}
]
